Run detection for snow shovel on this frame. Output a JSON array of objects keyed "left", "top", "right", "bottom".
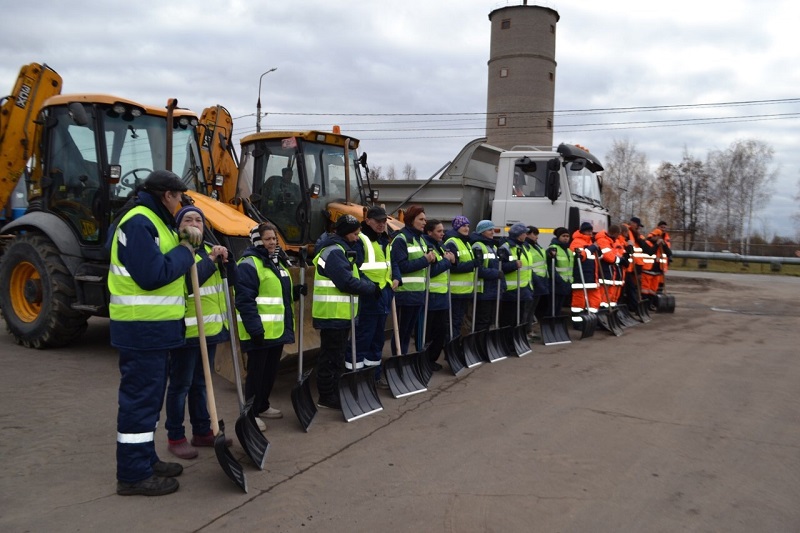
[
  {"left": 339, "top": 293, "right": 383, "bottom": 422},
  {"left": 540, "top": 255, "right": 571, "bottom": 345},
  {"left": 630, "top": 266, "right": 651, "bottom": 323},
  {"left": 574, "top": 252, "right": 598, "bottom": 339},
  {"left": 614, "top": 266, "right": 640, "bottom": 328},
  {"left": 655, "top": 271, "right": 676, "bottom": 313},
  {"left": 218, "top": 259, "right": 270, "bottom": 469},
  {"left": 415, "top": 263, "right": 434, "bottom": 386},
  {"left": 598, "top": 276, "right": 623, "bottom": 336},
  {"left": 383, "top": 297, "right": 428, "bottom": 398},
  {"left": 460, "top": 268, "right": 484, "bottom": 368},
  {"left": 484, "top": 277, "right": 510, "bottom": 362},
  {"left": 290, "top": 248, "right": 317, "bottom": 431},
  {"left": 512, "top": 268, "right": 532, "bottom": 356},
  {"left": 191, "top": 263, "right": 247, "bottom": 493},
  {"left": 443, "top": 274, "right": 466, "bottom": 376}
]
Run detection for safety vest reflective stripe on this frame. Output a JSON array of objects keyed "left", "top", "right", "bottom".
[
  {"left": 235, "top": 256, "right": 287, "bottom": 341},
  {"left": 393, "top": 232, "right": 426, "bottom": 293},
  {"left": 117, "top": 431, "right": 154, "bottom": 444},
  {"left": 357, "top": 233, "right": 391, "bottom": 287},
  {"left": 571, "top": 282, "right": 598, "bottom": 289},
  {"left": 444, "top": 236, "right": 474, "bottom": 295},
  {"left": 193, "top": 284, "right": 224, "bottom": 297},
  {"left": 108, "top": 206, "right": 185, "bottom": 322},
  {"left": 503, "top": 243, "right": 530, "bottom": 291},
  {"left": 312, "top": 244, "right": 360, "bottom": 320},
  {"left": 184, "top": 313, "right": 226, "bottom": 327}
]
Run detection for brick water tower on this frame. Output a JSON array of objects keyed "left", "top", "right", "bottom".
[{"left": 486, "top": 2, "right": 559, "bottom": 149}]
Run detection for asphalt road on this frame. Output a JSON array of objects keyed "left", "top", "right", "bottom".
[{"left": 1, "top": 271, "right": 798, "bottom": 532}]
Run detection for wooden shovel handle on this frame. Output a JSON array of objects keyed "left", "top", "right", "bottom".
[{"left": 191, "top": 262, "right": 221, "bottom": 436}]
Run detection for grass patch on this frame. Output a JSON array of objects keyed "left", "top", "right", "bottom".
[{"left": 669, "top": 258, "right": 800, "bottom": 276}]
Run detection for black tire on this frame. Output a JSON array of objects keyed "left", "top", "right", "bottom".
[{"left": 0, "top": 233, "right": 88, "bottom": 348}]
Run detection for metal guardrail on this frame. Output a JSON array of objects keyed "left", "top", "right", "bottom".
[{"left": 672, "top": 250, "right": 800, "bottom": 265}]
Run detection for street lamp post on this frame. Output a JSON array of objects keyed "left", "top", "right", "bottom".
[{"left": 256, "top": 67, "right": 277, "bottom": 133}]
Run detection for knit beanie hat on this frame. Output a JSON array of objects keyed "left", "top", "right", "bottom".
[
  {"left": 175, "top": 205, "right": 204, "bottom": 227},
  {"left": 554, "top": 227, "right": 569, "bottom": 238},
  {"left": 579, "top": 222, "right": 594, "bottom": 233},
  {"left": 403, "top": 205, "right": 425, "bottom": 227},
  {"left": 452, "top": 215, "right": 470, "bottom": 231},
  {"left": 335, "top": 214, "right": 361, "bottom": 236},
  {"left": 250, "top": 224, "right": 264, "bottom": 247},
  {"left": 508, "top": 223, "right": 529, "bottom": 239},
  {"left": 475, "top": 220, "right": 494, "bottom": 234}
]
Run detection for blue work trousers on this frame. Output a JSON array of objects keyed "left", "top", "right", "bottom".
[
  {"left": 116, "top": 348, "right": 169, "bottom": 483},
  {"left": 165, "top": 344, "right": 215, "bottom": 442}
]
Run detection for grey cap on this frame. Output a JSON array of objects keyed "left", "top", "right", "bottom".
[{"left": 142, "top": 170, "right": 187, "bottom": 192}]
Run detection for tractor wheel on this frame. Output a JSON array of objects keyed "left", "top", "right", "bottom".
[{"left": 0, "top": 233, "right": 88, "bottom": 348}]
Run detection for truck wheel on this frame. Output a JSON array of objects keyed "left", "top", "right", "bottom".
[{"left": 0, "top": 233, "right": 88, "bottom": 348}]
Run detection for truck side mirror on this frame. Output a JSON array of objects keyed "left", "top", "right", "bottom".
[
  {"left": 546, "top": 158, "right": 560, "bottom": 203},
  {"left": 308, "top": 183, "right": 321, "bottom": 199}
]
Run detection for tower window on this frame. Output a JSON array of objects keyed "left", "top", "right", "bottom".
[
  {"left": 549, "top": 72, "right": 554, "bottom": 81},
  {"left": 550, "top": 24, "right": 555, "bottom": 34},
  {"left": 546, "top": 119, "right": 552, "bottom": 129},
  {"left": 501, "top": 19, "right": 511, "bottom": 29},
  {"left": 500, "top": 68, "right": 509, "bottom": 78},
  {"left": 498, "top": 116, "right": 507, "bottom": 127}
]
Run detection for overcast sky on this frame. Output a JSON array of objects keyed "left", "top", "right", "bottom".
[{"left": 2, "top": 0, "right": 798, "bottom": 236}]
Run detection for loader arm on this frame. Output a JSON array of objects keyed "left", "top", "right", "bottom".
[{"left": 0, "top": 63, "right": 62, "bottom": 211}]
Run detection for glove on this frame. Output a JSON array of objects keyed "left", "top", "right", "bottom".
[
  {"left": 619, "top": 255, "right": 630, "bottom": 267},
  {"left": 472, "top": 247, "right": 484, "bottom": 264},
  {"left": 179, "top": 226, "right": 203, "bottom": 249},
  {"left": 625, "top": 244, "right": 634, "bottom": 255},
  {"left": 292, "top": 284, "right": 308, "bottom": 300},
  {"left": 497, "top": 247, "right": 510, "bottom": 262},
  {"left": 251, "top": 333, "right": 264, "bottom": 346},
  {"left": 373, "top": 283, "right": 383, "bottom": 299},
  {"left": 547, "top": 248, "right": 558, "bottom": 259}
]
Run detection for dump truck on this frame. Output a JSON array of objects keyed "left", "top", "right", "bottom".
[
  {"left": 0, "top": 63, "right": 256, "bottom": 348},
  {"left": 370, "top": 138, "right": 610, "bottom": 237}
]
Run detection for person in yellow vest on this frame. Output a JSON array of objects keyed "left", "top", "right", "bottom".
[
  {"left": 165, "top": 206, "right": 234, "bottom": 460},
  {"left": 422, "top": 218, "right": 456, "bottom": 370},
  {"left": 313, "top": 214, "right": 383, "bottom": 410},
  {"left": 499, "top": 223, "right": 528, "bottom": 328},
  {"left": 390, "top": 205, "right": 436, "bottom": 355},
  {"left": 353, "top": 206, "right": 399, "bottom": 385},
  {"left": 444, "top": 216, "right": 480, "bottom": 337},
  {"left": 235, "top": 222, "right": 299, "bottom": 428},
  {"left": 109, "top": 171, "right": 200, "bottom": 496},
  {"left": 523, "top": 226, "right": 550, "bottom": 341}
]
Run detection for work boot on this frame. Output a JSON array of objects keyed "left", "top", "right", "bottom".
[
  {"left": 317, "top": 395, "right": 342, "bottom": 410},
  {"left": 152, "top": 461, "right": 183, "bottom": 478},
  {"left": 191, "top": 431, "right": 233, "bottom": 448},
  {"left": 167, "top": 438, "right": 198, "bottom": 460},
  {"left": 255, "top": 417, "right": 267, "bottom": 432},
  {"left": 259, "top": 407, "right": 283, "bottom": 419},
  {"left": 117, "top": 475, "right": 179, "bottom": 496},
  {"left": 376, "top": 376, "right": 390, "bottom": 390}
]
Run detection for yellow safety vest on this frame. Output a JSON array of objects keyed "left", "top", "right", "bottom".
[
  {"left": 444, "top": 236, "right": 474, "bottom": 295},
  {"left": 185, "top": 245, "right": 227, "bottom": 338},
  {"left": 392, "top": 231, "right": 426, "bottom": 293},
  {"left": 236, "top": 256, "right": 288, "bottom": 341},
  {"left": 357, "top": 232, "right": 391, "bottom": 288},
  {"left": 428, "top": 246, "right": 449, "bottom": 294},
  {"left": 108, "top": 206, "right": 185, "bottom": 322},
  {"left": 312, "top": 244, "right": 359, "bottom": 320}
]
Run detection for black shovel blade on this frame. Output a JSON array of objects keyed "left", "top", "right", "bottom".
[
  {"left": 665, "top": 294, "right": 676, "bottom": 313},
  {"left": 383, "top": 352, "right": 428, "bottom": 398},
  {"left": 291, "top": 370, "right": 317, "bottom": 432},
  {"left": 461, "top": 331, "right": 485, "bottom": 368},
  {"left": 615, "top": 304, "right": 639, "bottom": 328},
  {"left": 485, "top": 328, "right": 509, "bottom": 363},
  {"left": 577, "top": 312, "right": 597, "bottom": 339},
  {"left": 540, "top": 315, "right": 572, "bottom": 345},
  {"left": 512, "top": 324, "right": 532, "bottom": 356},
  {"left": 234, "top": 399, "right": 270, "bottom": 470},
  {"left": 214, "top": 420, "right": 247, "bottom": 493},
  {"left": 596, "top": 309, "right": 615, "bottom": 334},
  {"left": 339, "top": 368, "right": 383, "bottom": 422},
  {"left": 444, "top": 337, "right": 467, "bottom": 376},
  {"left": 607, "top": 308, "right": 624, "bottom": 336},
  {"left": 415, "top": 343, "right": 434, "bottom": 387},
  {"left": 656, "top": 294, "right": 670, "bottom": 313}
]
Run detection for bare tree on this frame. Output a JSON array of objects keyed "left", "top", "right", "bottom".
[
  {"left": 367, "top": 165, "right": 383, "bottom": 181},
  {"left": 602, "top": 139, "right": 653, "bottom": 223},
  {"left": 402, "top": 163, "right": 417, "bottom": 180},
  {"left": 792, "top": 177, "right": 800, "bottom": 240},
  {"left": 655, "top": 148, "right": 710, "bottom": 251},
  {"left": 386, "top": 165, "right": 397, "bottom": 181},
  {"left": 707, "top": 139, "right": 776, "bottom": 251}
]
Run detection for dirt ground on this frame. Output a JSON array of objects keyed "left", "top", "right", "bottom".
[{"left": 1, "top": 271, "right": 799, "bottom": 532}]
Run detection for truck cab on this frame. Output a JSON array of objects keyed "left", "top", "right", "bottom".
[{"left": 491, "top": 143, "right": 609, "bottom": 236}]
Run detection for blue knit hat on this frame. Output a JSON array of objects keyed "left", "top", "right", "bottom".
[
  {"left": 475, "top": 220, "right": 494, "bottom": 234},
  {"left": 175, "top": 205, "right": 204, "bottom": 228},
  {"left": 508, "top": 223, "right": 529, "bottom": 238}
]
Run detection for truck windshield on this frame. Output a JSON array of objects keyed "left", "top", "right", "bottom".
[{"left": 565, "top": 165, "right": 603, "bottom": 205}]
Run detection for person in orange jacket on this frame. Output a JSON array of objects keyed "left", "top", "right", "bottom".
[
  {"left": 612, "top": 228, "right": 632, "bottom": 306},
  {"left": 640, "top": 228, "right": 672, "bottom": 308},
  {"left": 593, "top": 225, "right": 624, "bottom": 312},
  {"left": 569, "top": 222, "right": 600, "bottom": 328}
]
